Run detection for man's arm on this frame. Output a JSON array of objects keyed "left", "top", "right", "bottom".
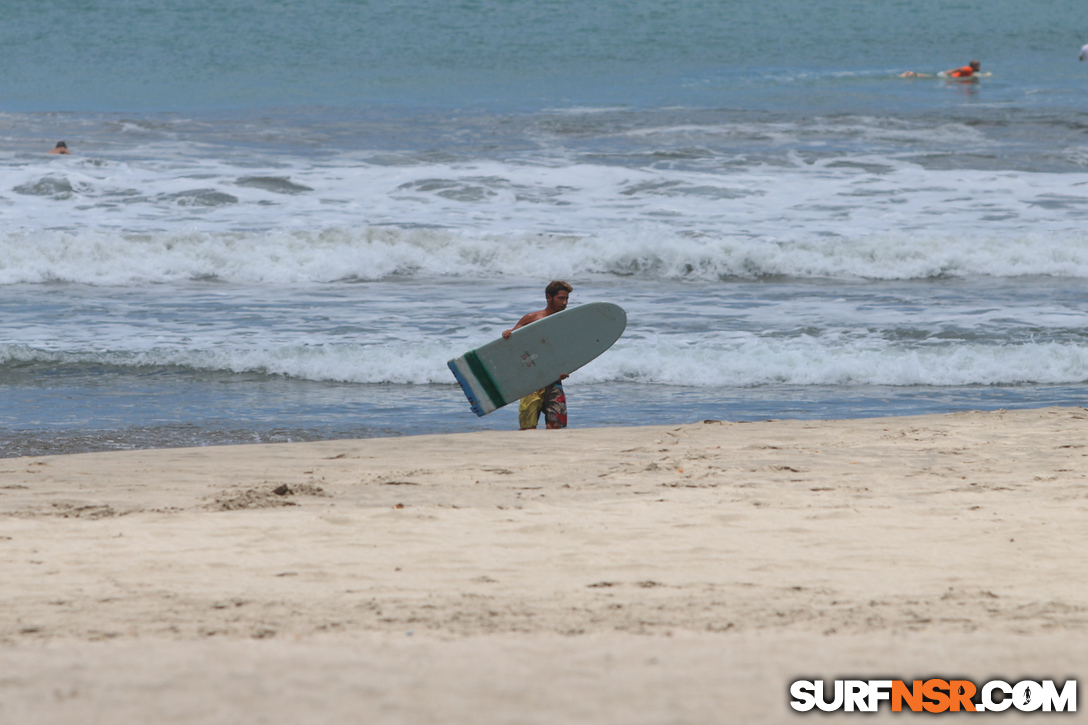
[{"left": 502, "top": 310, "right": 544, "bottom": 339}]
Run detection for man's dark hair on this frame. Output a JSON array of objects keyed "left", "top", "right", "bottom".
[{"left": 545, "top": 280, "right": 572, "bottom": 298}]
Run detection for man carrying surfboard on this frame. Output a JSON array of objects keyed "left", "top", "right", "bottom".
[
  {"left": 501, "top": 280, "right": 573, "bottom": 430},
  {"left": 447, "top": 290, "right": 625, "bottom": 421}
]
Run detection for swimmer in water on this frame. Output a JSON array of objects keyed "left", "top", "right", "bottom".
[{"left": 901, "top": 60, "right": 980, "bottom": 78}]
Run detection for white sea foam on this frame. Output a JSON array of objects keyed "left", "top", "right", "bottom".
[
  {"left": 592, "top": 339, "right": 1088, "bottom": 387},
  {"left": 5, "top": 123, "right": 1088, "bottom": 254},
  {"left": 5, "top": 225, "right": 1088, "bottom": 285},
  {"left": 6, "top": 336, "right": 1088, "bottom": 388}
]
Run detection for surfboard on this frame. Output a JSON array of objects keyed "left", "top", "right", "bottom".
[
  {"left": 937, "top": 71, "right": 989, "bottom": 81},
  {"left": 448, "top": 302, "right": 627, "bottom": 417}
]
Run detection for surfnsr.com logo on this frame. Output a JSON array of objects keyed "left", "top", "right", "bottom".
[{"left": 790, "top": 679, "right": 1076, "bottom": 713}]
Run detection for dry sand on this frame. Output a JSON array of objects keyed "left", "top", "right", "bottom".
[{"left": 2, "top": 407, "right": 1086, "bottom": 723}]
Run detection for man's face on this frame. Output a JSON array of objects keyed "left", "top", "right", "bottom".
[{"left": 549, "top": 290, "right": 569, "bottom": 311}]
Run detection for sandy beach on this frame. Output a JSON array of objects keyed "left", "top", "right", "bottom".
[{"left": 2, "top": 407, "right": 1086, "bottom": 723}]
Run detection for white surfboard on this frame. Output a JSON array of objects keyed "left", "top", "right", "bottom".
[{"left": 448, "top": 302, "right": 627, "bottom": 417}]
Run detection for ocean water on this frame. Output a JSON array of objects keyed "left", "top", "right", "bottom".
[{"left": 4, "top": 0, "right": 1088, "bottom": 456}]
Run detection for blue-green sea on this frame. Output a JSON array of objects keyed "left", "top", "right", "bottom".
[{"left": 4, "top": 0, "right": 1088, "bottom": 456}]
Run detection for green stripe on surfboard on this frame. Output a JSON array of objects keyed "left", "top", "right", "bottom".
[{"left": 464, "top": 349, "right": 506, "bottom": 410}]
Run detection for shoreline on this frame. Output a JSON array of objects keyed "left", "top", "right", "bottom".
[{"left": 3, "top": 407, "right": 1087, "bottom": 722}]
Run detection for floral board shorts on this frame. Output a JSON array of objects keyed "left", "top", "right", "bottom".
[{"left": 518, "top": 381, "right": 567, "bottom": 430}]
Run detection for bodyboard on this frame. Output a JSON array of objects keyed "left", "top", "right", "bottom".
[{"left": 448, "top": 302, "right": 627, "bottom": 416}]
